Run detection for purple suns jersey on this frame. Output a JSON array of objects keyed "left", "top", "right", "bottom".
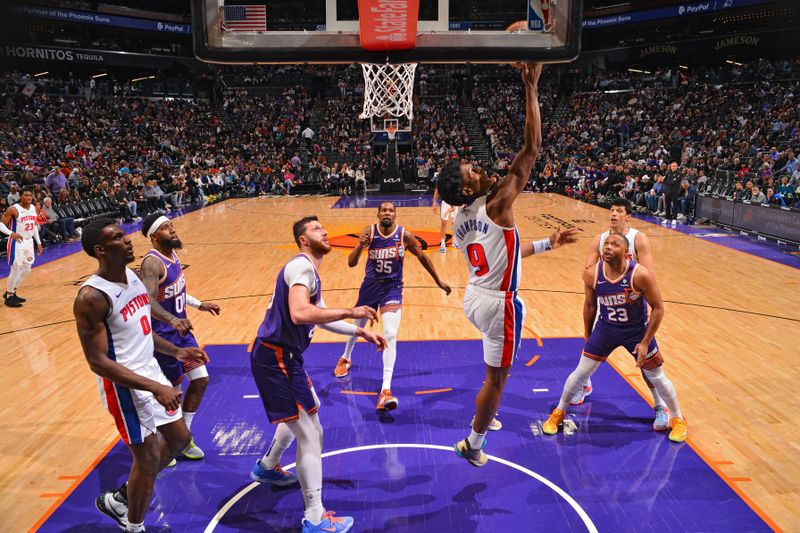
[
  {"left": 594, "top": 259, "right": 648, "bottom": 329},
  {"left": 145, "top": 250, "right": 187, "bottom": 337},
  {"left": 257, "top": 254, "right": 321, "bottom": 355},
  {"left": 364, "top": 224, "right": 405, "bottom": 284}
]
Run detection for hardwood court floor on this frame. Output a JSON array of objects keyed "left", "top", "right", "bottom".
[{"left": 1, "top": 194, "right": 798, "bottom": 531}]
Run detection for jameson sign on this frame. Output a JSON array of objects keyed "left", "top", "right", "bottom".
[
  {"left": 714, "top": 35, "right": 760, "bottom": 49},
  {"left": 639, "top": 44, "right": 678, "bottom": 58},
  {"left": 3, "top": 45, "right": 104, "bottom": 63}
]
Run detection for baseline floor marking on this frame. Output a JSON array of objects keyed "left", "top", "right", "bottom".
[{"left": 203, "top": 443, "right": 598, "bottom": 533}]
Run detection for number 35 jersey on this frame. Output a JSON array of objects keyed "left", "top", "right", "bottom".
[
  {"left": 364, "top": 224, "right": 405, "bottom": 284},
  {"left": 453, "top": 196, "right": 521, "bottom": 293},
  {"left": 144, "top": 249, "right": 188, "bottom": 338}
]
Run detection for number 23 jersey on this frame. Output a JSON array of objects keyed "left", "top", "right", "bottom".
[{"left": 453, "top": 196, "right": 521, "bottom": 292}]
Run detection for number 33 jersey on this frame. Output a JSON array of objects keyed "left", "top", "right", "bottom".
[{"left": 453, "top": 196, "right": 521, "bottom": 292}]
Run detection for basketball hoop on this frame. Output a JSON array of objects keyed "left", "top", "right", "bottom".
[
  {"left": 386, "top": 122, "right": 398, "bottom": 141},
  {"left": 360, "top": 63, "right": 417, "bottom": 125}
]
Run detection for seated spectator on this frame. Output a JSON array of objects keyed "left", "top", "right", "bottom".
[
  {"left": 39, "top": 197, "right": 77, "bottom": 241},
  {"left": 750, "top": 185, "right": 767, "bottom": 204},
  {"left": 7, "top": 183, "right": 20, "bottom": 206}
]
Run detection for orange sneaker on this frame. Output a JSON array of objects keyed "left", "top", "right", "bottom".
[
  {"left": 542, "top": 408, "right": 566, "bottom": 435},
  {"left": 668, "top": 416, "right": 687, "bottom": 443},
  {"left": 333, "top": 357, "right": 352, "bottom": 378},
  {"left": 376, "top": 389, "right": 398, "bottom": 411}
]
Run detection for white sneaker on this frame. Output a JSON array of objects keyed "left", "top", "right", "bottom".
[
  {"left": 653, "top": 405, "right": 670, "bottom": 431},
  {"left": 569, "top": 384, "right": 592, "bottom": 406},
  {"left": 182, "top": 438, "right": 205, "bottom": 460},
  {"left": 470, "top": 416, "right": 502, "bottom": 431}
]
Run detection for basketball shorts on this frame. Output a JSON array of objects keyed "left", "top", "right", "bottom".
[
  {"left": 355, "top": 280, "right": 403, "bottom": 312},
  {"left": 7, "top": 237, "right": 35, "bottom": 266},
  {"left": 440, "top": 201, "right": 457, "bottom": 221},
  {"left": 582, "top": 320, "right": 659, "bottom": 362},
  {"left": 97, "top": 359, "right": 182, "bottom": 446},
  {"left": 464, "top": 284, "right": 526, "bottom": 368},
  {"left": 154, "top": 329, "right": 205, "bottom": 385},
  {"left": 250, "top": 341, "right": 318, "bottom": 424}
]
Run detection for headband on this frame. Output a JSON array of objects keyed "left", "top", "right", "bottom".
[{"left": 146, "top": 215, "right": 170, "bottom": 239}]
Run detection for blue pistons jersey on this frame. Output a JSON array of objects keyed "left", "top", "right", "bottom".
[
  {"left": 594, "top": 259, "right": 648, "bottom": 329},
  {"left": 364, "top": 224, "right": 405, "bottom": 284}
]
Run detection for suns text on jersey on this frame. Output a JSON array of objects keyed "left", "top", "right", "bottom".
[
  {"left": 368, "top": 247, "right": 401, "bottom": 260},
  {"left": 454, "top": 218, "right": 490, "bottom": 241}
]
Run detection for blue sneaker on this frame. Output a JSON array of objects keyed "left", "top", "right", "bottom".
[
  {"left": 439, "top": 242, "right": 446, "bottom": 253},
  {"left": 301, "top": 511, "right": 354, "bottom": 533},
  {"left": 250, "top": 460, "right": 298, "bottom": 486},
  {"left": 653, "top": 405, "right": 670, "bottom": 432}
]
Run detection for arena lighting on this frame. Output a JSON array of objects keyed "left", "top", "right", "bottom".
[
  {"left": 628, "top": 68, "right": 644, "bottom": 73},
  {"left": 726, "top": 60, "right": 743, "bottom": 66},
  {"left": 33, "top": 71, "right": 48, "bottom": 77},
  {"left": 92, "top": 73, "right": 108, "bottom": 79},
  {"left": 679, "top": 64, "right": 688, "bottom": 69},
  {"left": 603, "top": 89, "right": 633, "bottom": 94},
  {"left": 131, "top": 75, "right": 156, "bottom": 83}
]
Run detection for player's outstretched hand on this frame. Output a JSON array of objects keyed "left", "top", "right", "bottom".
[
  {"left": 351, "top": 305, "right": 379, "bottom": 325},
  {"left": 170, "top": 317, "right": 193, "bottom": 335},
  {"left": 549, "top": 226, "right": 580, "bottom": 249},
  {"left": 152, "top": 383, "right": 181, "bottom": 411},
  {"left": 359, "top": 329, "right": 388, "bottom": 351},
  {"left": 438, "top": 280, "right": 452, "bottom": 295},
  {"left": 175, "top": 346, "right": 210, "bottom": 365},
  {"left": 199, "top": 302, "right": 221, "bottom": 315},
  {"left": 633, "top": 342, "right": 649, "bottom": 368}
]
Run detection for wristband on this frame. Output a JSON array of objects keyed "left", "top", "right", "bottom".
[
  {"left": 532, "top": 238, "right": 552, "bottom": 255},
  {"left": 186, "top": 294, "right": 202, "bottom": 309}
]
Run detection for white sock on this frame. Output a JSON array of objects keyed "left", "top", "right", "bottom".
[
  {"left": 261, "top": 422, "right": 295, "bottom": 469},
  {"left": 643, "top": 367, "right": 682, "bottom": 419},
  {"left": 583, "top": 376, "right": 592, "bottom": 389},
  {"left": 380, "top": 311, "right": 400, "bottom": 390},
  {"left": 557, "top": 356, "right": 602, "bottom": 411},
  {"left": 341, "top": 318, "right": 368, "bottom": 361},
  {"left": 126, "top": 521, "right": 145, "bottom": 532},
  {"left": 183, "top": 411, "right": 195, "bottom": 431},
  {"left": 467, "top": 429, "right": 485, "bottom": 450},
  {"left": 287, "top": 408, "right": 325, "bottom": 523},
  {"left": 440, "top": 238, "right": 445, "bottom": 246}
]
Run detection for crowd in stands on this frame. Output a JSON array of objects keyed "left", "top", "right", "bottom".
[{"left": 2, "top": 58, "right": 800, "bottom": 258}]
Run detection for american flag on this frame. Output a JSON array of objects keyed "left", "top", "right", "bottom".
[{"left": 224, "top": 5, "right": 267, "bottom": 32}]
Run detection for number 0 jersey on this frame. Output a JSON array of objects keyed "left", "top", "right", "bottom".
[
  {"left": 594, "top": 259, "right": 648, "bottom": 329},
  {"left": 144, "top": 250, "right": 188, "bottom": 337},
  {"left": 453, "top": 196, "right": 521, "bottom": 292},
  {"left": 82, "top": 268, "right": 154, "bottom": 372}
]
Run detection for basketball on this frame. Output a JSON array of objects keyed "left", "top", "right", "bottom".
[{"left": 506, "top": 20, "right": 529, "bottom": 33}]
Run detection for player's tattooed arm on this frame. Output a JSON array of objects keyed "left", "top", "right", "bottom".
[
  {"left": 138, "top": 256, "right": 193, "bottom": 335},
  {"left": 347, "top": 225, "right": 371, "bottom": 267},
  {"left": 74, "top": 286, "right": 167, "bottom": 393},
  {"left": 404, "top": 229, "right": 451, "bottom": 295}
]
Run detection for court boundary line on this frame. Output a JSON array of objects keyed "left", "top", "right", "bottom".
[
  {"left": 605, "top": 357, "right": 784, "bottom": 533},
  {"left": 29, "top": 437, "right": 119, "bottom": 532},
  {"left": 202, "top": 443, "right": 599, "bottom": 533}
]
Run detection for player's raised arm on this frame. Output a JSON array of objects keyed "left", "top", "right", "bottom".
[
  {"left": 492, "top": 63, "right": 543, "bottom": 207},
  {"left": 584, "top": 234, "right": 602, "bottom": 269},
  {"left": 582, "top": 266, "right": 598, "bottom": 341},
  {"left": 138, "top": 256, "right": 193, "bottom": 335},
  {"left": 347, "top": 225, "right": 371, "bottom": 267},
  {"left": 403, "top": 229, "right": 451, "bottom": 294},
  {"left": 74, "top": 286, "right": 178, "bottom": 408},
  {"left": 521, "top": 226, "right": 580, "bottom": 258},
  {"left": 632, "top": 265, "right": 665, "bottom": 367},
  {"left": 634, "top": 232, "right": 655, "bottom": 272}
]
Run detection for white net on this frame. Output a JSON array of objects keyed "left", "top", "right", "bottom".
[{"left": 360, "top": 63, "right": 417, "bottom": 126}]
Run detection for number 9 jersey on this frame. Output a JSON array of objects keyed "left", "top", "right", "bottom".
[
  {"left": 453, "top": 196, "right": 525, "bottom": 369},
  {"left": 453, "top": 196, "right": 521, "bottom": 292}
]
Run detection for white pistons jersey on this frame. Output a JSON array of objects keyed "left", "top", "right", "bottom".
[
  {"left": 599, "top": 227, "right": 639, "bottom": 261},
  {"left": 82, "top": 268, "right": 155, "bottom": 373},
  {"left": 11, "top": 203, "right": 38, "bottom": 239},
  {"left": 453, "top": 196, "right": 521, "bottom": 292}
]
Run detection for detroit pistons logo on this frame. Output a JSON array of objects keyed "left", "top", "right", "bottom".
[{"left": 166, "top": 408, "right": 179, "bottom": 416}]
